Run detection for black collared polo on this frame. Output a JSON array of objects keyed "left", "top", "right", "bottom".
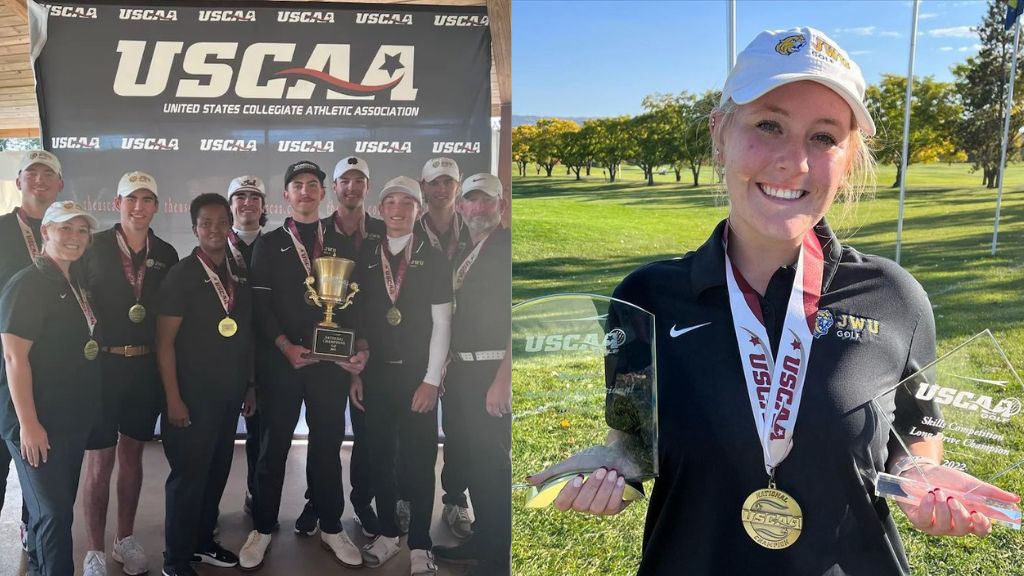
[
  {"left": 249, "top": 219, "right": 357, "bottom": 347},
  {"left": 322, "top": 211, "right": 386, "bottom": 253},
  {"left": 158, "top": 249, "right": 253, "bottom": 404},
  {"left": 0, "top": 208, "right": 41, "bottom": 293},
  {"left": 451, "top": 227, "right": 510, "bottom": 353},
  {"left": 613, "top": 218, "right": 934, "bottom": 576},
  {"left": 415, "top": 214, "right": 470, "bottom": 263},
  {"left": 83, "top": 225, "right": 178, "bottom": 346},
  {"left": 0, "top": 260, "right": 101, "bottom": 440}
]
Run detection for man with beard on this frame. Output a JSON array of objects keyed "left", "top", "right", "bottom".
[
  {"left": 431, "top": 173, "right": 511, "bottom": 575},
  {"left": 0, "top": 150, "right": 63, "bottom": 564},
  {"left": 82, "top": 171, "right": 179, "bottom": 576}
]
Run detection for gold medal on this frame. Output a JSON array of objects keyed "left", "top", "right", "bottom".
[
  {"left": 83, "top": 339, "right": 99, "bottom": 361},
  {"left": 218, "top": 316, "right": 238, "bottom": 337},
  {"left": 128, "top": 303, "right": 146, "bottom": 323},
  {"left": 386, "top": 306, "right": 402, "bottom": 326},
  {"left": 741, "top": 486, "right": 803, "bottom": 549}
]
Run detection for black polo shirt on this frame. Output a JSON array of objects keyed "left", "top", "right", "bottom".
[
  {"left": 250, "top": 219, "right": 357, "bottom": 347},
  {"left": 0, "top": 259, "right": 102, "bottom": 440},
  {"left": 352, "top": 236, "right": 452, "bottom": 367},
  {"left": 613, "top": 219, "right": 934, "bottom": 576},
  {"left": 229, "top": 229, "right": 261, "bottom": 273},
  {"left": 0, "top": 208, "right": 41, "bottom": 293},
  {"left": 415, "top": 213, "right": 470, "bottom": 263},
  {"left": 83, "top": 225, "right": 179, "bottom": 347},
  {"left": 451, "top": 227, "right": 510, "bottom": 353},
  {"left": 158, "top": 249, "right": 253, "bottom": 404},
  {"left": 322, "top": 211, "right": 386, "bottom": 254}
]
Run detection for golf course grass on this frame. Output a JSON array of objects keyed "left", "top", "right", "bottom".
[{"left": 511, "top": 162, "right": 1024, "bottom": 575}]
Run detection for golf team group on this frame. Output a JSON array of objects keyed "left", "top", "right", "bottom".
[{"left": 0, "top": 150, "right": 512, "bottom": 576}]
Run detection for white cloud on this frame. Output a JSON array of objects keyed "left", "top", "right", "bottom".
[
  {"left": 835, "top": 26, "right": 876, "bottom": 36},
  {"left": 879, "top": 31, "right": 902, "bottom": 38},
  {"left": 939, "top": 46, "right": 954, "bottom": 51},
  {"left": 849, "top": 50, "right": 872, "bottom": 56},
  {"left": 957, "top": 44, "right": 981, "bottom": 52},
  {"left": 919, "top": 13, "right": 939, "bottom": 20},
  {"left": 928, "top": 26, "right": 976, "bottom": 38}
]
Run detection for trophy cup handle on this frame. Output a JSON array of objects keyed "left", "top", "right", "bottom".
[
  {"left": 304, "top": 276, "right": 322, "bottom": 307},
  {"left": 338, "top": 282, "right": 359, "bottom": 309}
]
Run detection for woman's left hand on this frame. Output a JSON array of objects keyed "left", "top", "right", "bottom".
[
  {"left": 335, "top": 349, "right": 368, "bottom": 375},
  {"left": 897, "top": 463, "right": 1020, "bottom": 537}
]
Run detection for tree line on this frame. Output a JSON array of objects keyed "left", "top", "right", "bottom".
[{"left": 514, "top": 0, "right": 1024, "bottom": 189}]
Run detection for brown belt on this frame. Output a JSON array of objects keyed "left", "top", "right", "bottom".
[{"left": 101, "top": 345, "right": 152, "bottom": 357}]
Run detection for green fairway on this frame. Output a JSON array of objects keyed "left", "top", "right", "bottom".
[{"left": 511, "top": 162, "right": 1024, "bottom": 576}]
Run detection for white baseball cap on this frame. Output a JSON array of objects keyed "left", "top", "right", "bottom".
[
  {"left": 421, "top": 157, "right": 460, "bottom": 182},
  {"left": 117, "top": 171, "right": 158, "bottom": 198},
  {"left": 19, "top": 150, "right": 62, "bottom": 177},
  {"left": 461, "top": 173, "right": 502, "bottom": 199},
  {"left": 228, "top": 175, "right": 266, "bottom": 199},
  {"left": 722, "top": 27, "right": 875, "bottom": 136},
  {"left": 42, "top": 200, "right": 98, "bottom": 229},
  {"left": 379, "top": 175, "right": 423, "bottom": 205},
  {"left": 333, "top": 156, "right": 370, "bottom": 181}
]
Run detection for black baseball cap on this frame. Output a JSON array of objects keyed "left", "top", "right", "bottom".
[{"left": 284, "top": 160, "right": 326, "bottom": 187}]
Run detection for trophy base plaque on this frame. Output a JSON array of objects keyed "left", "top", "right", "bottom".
[
  {"left": 875, "top": 472, "right": 1022, "bottom": 529},
  {"left": 308, "top": 326, "right": 355, "bottom": 361}
]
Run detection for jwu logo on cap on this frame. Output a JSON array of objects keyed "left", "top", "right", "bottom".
[
  {"left": 48, "top": 5, "right": 97, "bottom": 18},
  {"left": 52, "top": 137, "right": 100, "bottom": 150},
  {"left": 433, "top": 159, "right": 455, "bottom": 168},
  {"left": 122, "top": 137, "right": 179, "bottom": 151},
  {"left": 278, "top": 140, "right": 335, "bottom": 153},
  {"left": 119, "top": 8, "right": 177, "bottom": 21},
  {"left": 355, "top": 141, "right": 411, "bottom": 154},
  {"left": 356, "top": 12, "right": 412, "bottom": 25},
  {"left": 810, "top": 36, "right": 852, "bottom": 70},
  {"left": 130, "top": 174, "right": 153, "bottom": 184},
  {"left": 432, "top": 142, "right": 480, "bottom": 154},
  {"left": 278, "top": 10, "right": 335, "bottom": 23},
  {"left": 775, "top": 34, "right": 806, "bottom": 56},
  {"left": 198, "top": 9, "right": 256, "bottom": 22},
  {"left": 200, "top": 139, "right": 258, "bottom": 152}
]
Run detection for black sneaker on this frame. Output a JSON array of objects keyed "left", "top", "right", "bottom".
[
  {"left": 192, "top": 541, "right": 239, "bottom": 568},
  {"left": 162, "top": 564, "right": 199, "bottom": 576},
  {"left": 353, "top": 506, "right": 382, "bottom": 538},
  {"left": 432, "top": 540, "right": 480, "bottom": 565},
  {"left": 295, "top": 500, "right": 319, "bottom": 536}
]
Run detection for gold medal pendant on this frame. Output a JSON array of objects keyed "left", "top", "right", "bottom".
[
  {"left": 218, "top": 316, "right": 238, "bottom": 337},
  {"left": 128, "top": 303, "right": 146, "bottom": 323},
  {"left": 741, "top": 486, "right": 803, "bottom": 549},
  {"left": 386, "top": 306, "right": 402, "bottom": 326},
  {"left": 83, "top": 339, "right": 99, "bottom": 361}
]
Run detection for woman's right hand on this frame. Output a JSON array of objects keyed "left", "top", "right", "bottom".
[
  {"left": 167, "top": 397, "right": 191, "bottom": 428},
  {"left": 551, "top": 467, "right": 631, "bottom": 515},
  {"left": 349, "top": 375, "right": 365, "bottom": 411},
  {"left": 20, "top": 420, "right": 49, "bottom": 467}
]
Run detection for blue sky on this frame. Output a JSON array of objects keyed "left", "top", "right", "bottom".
[{"left": 513, "top": 0, "right": 990, "bottom": 117}]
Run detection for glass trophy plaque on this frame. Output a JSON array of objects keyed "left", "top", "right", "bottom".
[
  {"left": 872, "top": 330, "right": 1022, "bottom": 528},
  {"left": 511, "top": 294, "right": 658, "bottom": 508}
]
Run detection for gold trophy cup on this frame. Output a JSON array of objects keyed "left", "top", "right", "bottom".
[{"left": 304, "top": 257, "right": 360, "bottom": 360}]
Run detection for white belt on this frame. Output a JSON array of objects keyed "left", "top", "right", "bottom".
[{"left": 455, "top": 350, "right": 505, "bottom": 362}]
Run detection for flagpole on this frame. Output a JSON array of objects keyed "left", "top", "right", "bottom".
[
  {"left": 727, "top": 0, "right": 736, "bottom": 72},
  {"left": 993, "top": 18, "right": 1022, "bottom": 255},
  {"left": 895, "top": 0, "right": 920, "bottom": 265}
]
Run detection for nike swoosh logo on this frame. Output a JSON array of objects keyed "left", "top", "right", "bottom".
[
  {"left": 670, "top": 322, "right": 710, "bottom": 338},
  {"left": 59, "top": 293, "right": 68, "bottom": 299},
  {"left": 203, "top": 278, "right": 211, "bottom": 284},
  {"left": 368, "top": 263, "right": 379, "bottom": 269},
  {"left": 280, "top": 246, "right": 293, "bottom": 252}
]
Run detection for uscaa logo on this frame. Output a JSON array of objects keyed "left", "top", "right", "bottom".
[
  {"left": 198, "top": 10, "right": 256, "bottom": 22},
  {"left": 432, "top": 142, "right": 481, "bottom": 154},
  {"left": 51, "top": 137, "right": 100, "bottom": 150},
  {"left": 434, "top": 14, "right": 489, "bottom": 27},
  {"left": 48, "top": 5, "right": 97, "bottom": 18},
  {"left": 278, "top": 10, "right": 335, "bottom": 23},
  {"left": 201, "top": 139, "right": 258, "bottom": 152},
  {"left": 356, "top": 13, "right": 413, "bottom": 25},
  {"left": 119, "top": 9, "right": 177, "bottom": 21},
  {"left": 278, "top": 141, "right": 335, "bottom": 153},
  {"left": 121, "top": 137, "right": 179, "bottom": 151},
  {"left": 355, "top": 141, "right": 412, "bottom": 154}
]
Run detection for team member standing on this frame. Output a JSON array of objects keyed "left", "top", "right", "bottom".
[
  {"left": 0, "top": 150, "right": 63, "bottom": 556},
  {"left": 239, "top": 160, "right": 366, "bottom": 570},
  {"left": 226, "top": 175, "right": 267, "bottom": 517},
  {"left": 416, "top": 156, "right": 473, "bottom": 538},
  {"left": 157, "top": 194, "right": 254, "bottom": 576},
  {"left": 82, "top": 171, "right": 179, "bottom": 576},
  {"left": 543, "top": 27, "right": 1020, "bottom": 575},
  {"left": 351, "top": 176, "right": 452, "bottom": 576},
  {"left": 432, "top": 174, "right": 511, "bottom": 575},
  {"left": 0, "top": 201, "right": 100, "bottom": 576}
]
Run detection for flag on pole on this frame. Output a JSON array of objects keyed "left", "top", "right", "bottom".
[{"left": 1007, "top": 0, "right": 1023, "bottom": 31}]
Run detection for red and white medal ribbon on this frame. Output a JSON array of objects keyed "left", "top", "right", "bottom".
[
  {"left": 114, "top": 225, "right": 149, "bottom": 302},
  {"left": 15, "top": 208, "right": 39, "bottom": 258},
  {"left": 452, "top": 232, "right": 490, "bottom": 291},
  {"left": 724, "top": 226, "right": 824, "bottom": 476},
  {"left": 196, "top": 249, "right": 236, "bottom": 316},
  {"left": 284, "top": 218, "right": 324, "bottom": 276},
  {"left": 380, "top": 239, "right": 413, "bottom": 307},
  {"left": 421, "top": 213, "right": 461, "bottom": 260},
  {"left": 333, "top": 211, "right": 366, "bottom": 251},
  {"left": 227, "top": 231, "right": 249, "bottom": 272}
]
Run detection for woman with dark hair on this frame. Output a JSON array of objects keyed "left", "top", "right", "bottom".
[{"left": 156, "top": 193, "right": 254, "bottom": 576}]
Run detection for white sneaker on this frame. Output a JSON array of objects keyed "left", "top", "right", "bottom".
[
  {"left": 83, "top": 551, "right": 106, "bottom": 576},
  {"left": 112, "top": 535, "right": 149, "bottom": 575},
  {"left": 321, "top": 530, "right": 363, "bottom": 568},
  {"left": 395, "top": 499, "right": 411, "bottom": 534},
  {"left": 239, "top": 530, "right": 272, "bottom": 571},
  {"left": 410, "top": 549, "right": 438, "bottom": 576},
  {"left": 443, "top": 503, "right": 474, "bottom": 539},
  {"left": 361, "top": 535, "right": 400, "bottom": 568}
]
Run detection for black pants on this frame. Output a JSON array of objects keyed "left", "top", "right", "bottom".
[
  {"left": 8, "top": 434, "right": 88, "bottom": 576},
  {"left": 440, "top": 389, "right": 469, "bottom": 507},
  {"left": 365, "top": 361, "right": 438, "bottom": 550},
  {"left": 162, "top": 390, "right": 241, "bottom": 568},
  {"left": 445, "top": 361, "right": 511, "bottom": 567},
  {"left": 254, "top": 355, "right": 349, "bottom": 534},
  {"left": 0, "top": 442, "right": 30, "bottom": 528},
  {"left": 244, "top": 411, "right": 260, "bottom": 500}
]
